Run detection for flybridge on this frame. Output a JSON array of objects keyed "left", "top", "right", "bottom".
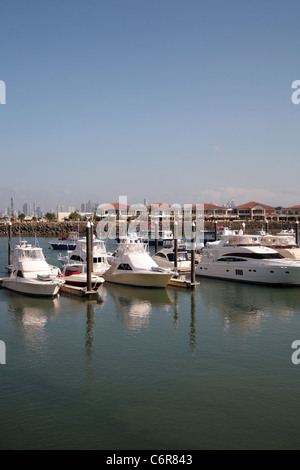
[{"left": 0, "top": 80, "right": 6, "bottom": 104}]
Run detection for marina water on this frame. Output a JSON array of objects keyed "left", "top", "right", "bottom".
[{"left": 1, "top": 237, "right": 300, "bottom": 450}]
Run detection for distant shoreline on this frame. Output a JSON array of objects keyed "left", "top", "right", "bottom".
[{"left": 0, "top": 220, "right": 296, "bottom": 238}]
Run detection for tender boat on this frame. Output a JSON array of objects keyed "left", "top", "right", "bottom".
[
  {"left": 49, "top": 231, "right": 79, "bottom": 250},
  {"left": 58, "top": 237, "right": 110, "bottom": 274},
  {"left": 102, "top": 235, "right": 174, "bottom": 288},
  {"left": 59, "top": 264, "right": 105, "bottom": 289},
  {"left": 2, "top": 241, "right": 64, "bottom": 297},
  {"left": 195, "top": 232, "right": 300, "bottom": 285},
  {"left": 152, "top": 239, "right": 191, "bottom": 272}
]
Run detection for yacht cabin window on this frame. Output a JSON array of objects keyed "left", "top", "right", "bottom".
[{"left": 117, "top": 263, "right": 133, "bottom": 271}]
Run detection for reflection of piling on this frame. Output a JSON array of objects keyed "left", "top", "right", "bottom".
[
  {"left": 86, "top": 222, "right": 93, "bottom": 292},
  {"left": 8, "top": 222, "right": 12, "bottom": 267}
]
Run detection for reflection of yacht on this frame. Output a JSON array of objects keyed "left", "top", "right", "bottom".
[
  {"left": 3, "top": 241, "right": 64, "bottom": 297},
  {"left": 58, "top": 237, "right": 110, "bottom": 274},
  {"left": 105, "top": 283, "right": 174, "bottom": 330},
  {"left": 60, "top": 264, "right": 105, "bottom": 289},
  {"left": 103, "top": 235, "right": 174, "bottom": 288},
  {"left": 195, "top": 232, "right": 300, "bottom": 285},
  {"left": 152, "top": 240, "right": 191, "bottom": 272}
]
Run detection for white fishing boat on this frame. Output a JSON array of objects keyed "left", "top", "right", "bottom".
[
  {"left": 2, "top": 241, "right": 64, "bottom": 297},
  {"left": 152, "top": 240, "right": 191, "bottom": 272},
  {"left": 102, "top": 235, "right": 174, "bottom": 288},
  {"left": 59, "top": 263, "right": 105, "bottom": 289},
  {"left": 58, "top": 236, "right": 110, "bottom": 274},
  {"left": 195, "top": 232, "right": 300, "bottom": 285}
]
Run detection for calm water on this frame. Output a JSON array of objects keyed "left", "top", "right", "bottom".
[{"left": 1, "top": 236, "right": 300, "bottom": 450}]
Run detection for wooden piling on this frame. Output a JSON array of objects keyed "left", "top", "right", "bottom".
[
  {"left": 296, "top": 221, "right": 299, "bottom": 247},
  {"left": 191, "top": 221, "right": 196, "bottom": 285},
  {"left": 265, "top": 219, "right": 268, "bottom": 233},
  {"left": 86, "top": 222, "right": 92, "bottom": 292},
  {"left": 8, "top": 222, "right": 12, "bottom": 267},
  {"left": 155, "top": 221, "right": 159, "bottom": 254},
  {"left": 214, "top": 220, "right": 217, "bottom": 241},
  {"left": 174, "top": 221, "right": 178, "bottom": 270}
]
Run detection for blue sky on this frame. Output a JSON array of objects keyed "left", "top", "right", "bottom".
[{"left": 1, "top": 0, "right": 300, "bottom": 211}]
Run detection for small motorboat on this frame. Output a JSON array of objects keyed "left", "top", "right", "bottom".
[
  {"left": 49, "top": 232, "right": 79, "bottom": 250},
  {"left": 59, "top": 264, "right": 104, "bottom": 289}
]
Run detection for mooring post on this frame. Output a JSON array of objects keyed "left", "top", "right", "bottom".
[
  {"left": 86, "top": 222, "right": 92, "bottom": 292},
  {"left": 155, "top": 221, "right": 159, "bottom": 254},
  {"left": 174, "top": 221, "right": 178, "bottom": 269},
  {"left": 214, "top": 220, "right": 218, "bottom": 241},
  {"left": 8, "top": 222, "right": 12, "bottom": 267},
  {"left": 296, "top": 220, "right": 299, "bottom": 247},
  {"left": 265, "top": 219, "right": 268, "bottom": 234},
  {"left": 191, "top": 221, "right": 196, "bottom": 284}
]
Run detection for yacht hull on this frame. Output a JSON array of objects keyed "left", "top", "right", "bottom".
[
  {"left": 103, "top": 272, "right": 173, "bottom": 288},
  {"left": 2, "top": 278, "right": 61, "bottom": 297},
  {"left": 195, "top": 263, "right": 300, "bottom": 285}
]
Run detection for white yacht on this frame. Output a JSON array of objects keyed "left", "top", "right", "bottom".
[
  {"left": 195, "top": 232, "right": 300, "bottom": 285},
  {"left": 58, "top": 237, "right": 110, "bottom": 274},
  {"left": 152, "top": 240, "right": 191, "bottom": 272},
  {"left": 102, "top": 235, "right": 174, "bottom": 288},
  {"left": 59, "top": 263, "right": 105, "bottom": 289},
  {"left": 3, "top": 241, "right": 64, "bottom": 297}
]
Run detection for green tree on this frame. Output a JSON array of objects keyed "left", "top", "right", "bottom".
[
  {"left": 45, "top": 212, "right": 56, "bottom": 221},
  {"left": 69, "top": 212, "right": 81, "bottom": 221},
  {"left": 19, "top": 213, "right": 25, "bottom": 222}
]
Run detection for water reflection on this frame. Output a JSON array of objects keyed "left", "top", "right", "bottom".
[
  {"left": 104, "top": 284, "right": 174, "bottom": 331},
  {"left": 3, "top": 290, "right": 61, "bottom": 354},
  {"left": 198, "top": 278, "right": 300, "bottom": 333}
]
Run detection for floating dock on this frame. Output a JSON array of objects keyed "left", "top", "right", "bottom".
[{"left": 167, "top": 277, "right": 199, "bottom": 289}]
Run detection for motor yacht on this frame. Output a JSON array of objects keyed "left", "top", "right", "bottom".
[
  {"left": 59, "top": 263, "right": 105, "bottom": 289},
  {"left": 3, "top": 241, "right": 64, "bottom": 297},
  {"left": 102, "top": 235, "right": 174, "bottom": 288},
  {"left": 195, "top": 232, "right": 300, "bottom": 285},
  {"left": 152, "top": 240, "right": 191, "bottom": 272},
  {"left": 58, "top": 236, "right": 110, "bottom": 274}
]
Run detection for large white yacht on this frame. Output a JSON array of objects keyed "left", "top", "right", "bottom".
[
  {"left": 58, "top": 236, "right": 110, "bottom": 274},
  {"left": 195, "top": 232, "right": 300, "bottom": 285},
  {"left": 3, "top": 241, "right": 64, "bottom": 297},
  {"left": 102, "top": 235, "right": 174, "bottom": 288}
]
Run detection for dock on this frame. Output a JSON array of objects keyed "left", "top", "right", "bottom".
[
  {"left": 167, "top": 277, "right": 199, "bottom": 289},
  {"left": 59, "top": 283, "right": 101, "bottom": 298}
]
